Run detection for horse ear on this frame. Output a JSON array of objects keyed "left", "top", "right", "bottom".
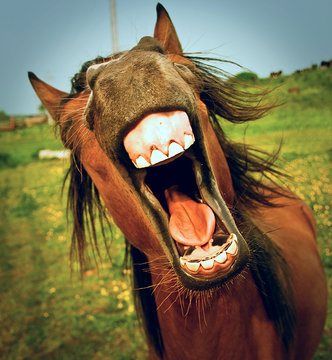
[
  {"left": 154, "top": 3, "right": 183, "bottom": 55},
  {"left": 28, "top": 72, "right": 68, "bottom": 121}
]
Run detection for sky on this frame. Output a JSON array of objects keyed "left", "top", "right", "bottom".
[{"left": 0, "top": 0, "right": 331, "bottom": 115}]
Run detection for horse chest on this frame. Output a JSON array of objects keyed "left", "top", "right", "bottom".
[{"left": 153, "top": 272, "right": 284, "bottom": 360}]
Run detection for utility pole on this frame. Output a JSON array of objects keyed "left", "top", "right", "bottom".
[{"left": 110, "top": 0, "right": 119, "bottom": 53}]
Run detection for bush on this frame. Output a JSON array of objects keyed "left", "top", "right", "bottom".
[
  {"left": 0, "top": 153, "right": 18, "bottom": 169},
  {"left": 0, "top": 110, "right": 10, "bottom": 122},
  {"left": 235, "top": 71, "right": 258, "bottom": 83}
]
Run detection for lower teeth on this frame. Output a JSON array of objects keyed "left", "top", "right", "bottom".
[{"left": 180, "top": 234, "right": 238, "bottom": 271}]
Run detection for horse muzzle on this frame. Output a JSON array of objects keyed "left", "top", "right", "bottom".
[{"left": 122, "top": 109, "right": 250, "bottom": 290}]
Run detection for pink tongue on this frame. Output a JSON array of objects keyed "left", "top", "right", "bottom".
[{"left": 164, "top": 186, "right": 215, "bottom": 246}]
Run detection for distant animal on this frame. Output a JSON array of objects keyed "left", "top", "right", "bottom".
[
  {"left": 29, "top": 4, "right": 327, "bottom": 359},
  {"left": 270, "top": 70, "right": 282, "bottom": 78},
  {"left": 320, "top": 60, "right": 332, "bottom": 68}
]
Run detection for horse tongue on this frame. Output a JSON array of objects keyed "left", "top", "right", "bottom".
[{"left": 164, "top": 186, "right": 215, "bottom": 246}]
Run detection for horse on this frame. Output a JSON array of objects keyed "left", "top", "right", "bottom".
[{"left": 28, "top": 4, "right": 327, "bottom": 359}]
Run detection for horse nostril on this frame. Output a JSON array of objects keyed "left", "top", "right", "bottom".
[
  {"left": 86, "top": 66, "right": 98, "bottom": 89},
  {"left": 86, "top": 61, "right": 111, "bottom": 89}
]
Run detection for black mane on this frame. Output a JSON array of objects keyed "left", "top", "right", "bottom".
[{"left": 62, "top": 53, "right": 295, "bottom": 358}]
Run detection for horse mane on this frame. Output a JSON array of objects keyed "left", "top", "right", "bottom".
[
  {"left": 63, "top": 157, "right": 112, "bottom": 274},
  {"left": 187, "top": 55, "right": 290, "bottom": 210},
  {"left": 62, "top": 54, "right": 295, "bottom": 357}
]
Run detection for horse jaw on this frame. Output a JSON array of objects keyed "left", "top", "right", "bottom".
[{"left": 121, "top": 105, "right": 250, "bottom": 290}]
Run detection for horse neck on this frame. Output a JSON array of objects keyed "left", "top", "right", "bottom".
[{"left": 148, "top": 264, "right": 283, "bottom": 360}]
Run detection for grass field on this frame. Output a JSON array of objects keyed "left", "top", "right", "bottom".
[{"left": 0, "top": 67, "right": 331, "bottom": 359}]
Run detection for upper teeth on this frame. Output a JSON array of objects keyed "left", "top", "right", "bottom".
[
  {"left": 169, "top": 142, "right": 185, "bottom": 157},
  {"left": 135, "top": 156, "right": 151, "bottom": 168},
  {"left": 180, "top": 234, "right": 238, "bottom": 273},
  {"left": 184, "top": 134, "right": 195, "bottom": 149},
  {"left": 151, "top": 149, "right": 168, "bottom": 165},
  {"left": 123, "top": 111, "right": 195, "bottom": 168},
  {"left": 133, "top": 135, "right": 195, "bottom": 168}
]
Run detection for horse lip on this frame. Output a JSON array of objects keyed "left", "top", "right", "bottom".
[
  {"left": 179, "top": 235, "right": 239, "bottom": 277},
  {"left": 137, "top": 155, "right": 249, "bottom": 290},
  {"left": 174, "top": 156, "right": 250, "bottom": 286}
]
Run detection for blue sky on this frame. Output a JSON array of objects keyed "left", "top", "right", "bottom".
[{"left": 0, "top": 0, "right": 331, "bottom": 115}]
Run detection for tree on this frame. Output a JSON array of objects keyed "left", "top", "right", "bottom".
[
  {"left": 0, "top": 110, "right": 10, "bottom": 122},
  {"left": 38, "top": 103, "right": 46, "bottom": 114},
  {"left": 235, "top": 72, "right": 258, "bottom": 82}
]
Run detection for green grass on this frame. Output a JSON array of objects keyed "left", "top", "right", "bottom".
[
  {"left": 0, "top": 125, "right": 62, "bottom": 169},
  {"left": 0, "top": 67, "right": 331, "bottom": 359},
  {"left": 0, "top": 126, "right": 147, "bottom": 359}
]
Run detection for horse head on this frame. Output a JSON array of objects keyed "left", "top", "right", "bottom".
[{"left": 29, "top": 4, "right": 255, "bottom": 290}]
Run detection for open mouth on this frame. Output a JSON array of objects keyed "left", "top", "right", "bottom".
[{"left": 123, "top": 111, "right": 248, "bottom": 287}]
